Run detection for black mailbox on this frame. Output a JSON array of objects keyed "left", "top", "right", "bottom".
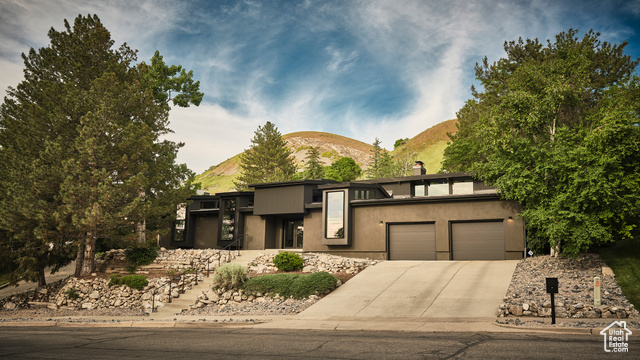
[{"left": 546, "top": 277, "right": 558, "bottom": 294}]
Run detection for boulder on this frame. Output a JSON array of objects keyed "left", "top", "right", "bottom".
[{"left": 509, "top": 305, "right": 523, "bottom": 316}]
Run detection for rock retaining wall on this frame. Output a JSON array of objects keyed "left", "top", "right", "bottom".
[
  {"left": 248, "top": 252, "right": 378, "bottom": 274},
  {"left": 499, "top": 254, "right": 638, "bottom": 319}
]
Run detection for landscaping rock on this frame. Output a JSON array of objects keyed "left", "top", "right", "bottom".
[{"left": 500, "top": 254, "right": 639, "bottom": 319}]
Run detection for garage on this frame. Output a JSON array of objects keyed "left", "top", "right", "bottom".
[
  {"left": 388, "top": 223, "right": 436, "bottom": 260},
  {"left": 451, "top": 221, "right": 505, "bottom": 260}
]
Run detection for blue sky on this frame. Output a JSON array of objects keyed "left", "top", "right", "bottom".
[{"left": 1, "top": 0, "right": 639, "bottom": 173}]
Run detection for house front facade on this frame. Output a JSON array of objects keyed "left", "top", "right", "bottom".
[{"left": 166, "top": 163, "right": 526, "bottom": 261}]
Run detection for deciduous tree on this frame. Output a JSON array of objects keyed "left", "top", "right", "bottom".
[
  {"left": 442, "top": 29, "right": 640, "bottom": 257},
  {"left": 325, "top": 157, "right": 362, "bottom": 182}
]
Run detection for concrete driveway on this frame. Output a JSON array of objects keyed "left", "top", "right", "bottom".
[{"left": 299, "top": 260, "right": 518, "bottom": 319}]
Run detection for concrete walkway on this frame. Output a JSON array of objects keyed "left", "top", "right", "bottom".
[{"left": 299, "top": 260, "right": 518, "bottom": 319}]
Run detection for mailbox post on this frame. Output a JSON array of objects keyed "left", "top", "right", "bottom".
[{"left": 546, "top": 277, "right": 558, "bottom": 325}]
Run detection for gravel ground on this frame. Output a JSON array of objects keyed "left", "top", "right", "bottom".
[{"left": 182, "top": 295, "right": 320, "bottom": 316}]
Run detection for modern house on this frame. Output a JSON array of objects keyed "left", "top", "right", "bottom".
[{"left": 166, "top": 162, "right": 526, "bottom": 261}]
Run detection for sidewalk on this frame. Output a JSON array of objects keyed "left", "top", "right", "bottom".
[{"left": 1, "top": 313, "right": 620, "bottom": 335}]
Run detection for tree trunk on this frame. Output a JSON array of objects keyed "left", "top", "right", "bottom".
[
  {"left": 550, "top": 239, "right": 562, "bottom": 257},
  {"left": 37, "top": 267, "right": 46, "bottom": 287},
  {"left": 74, "top": 244, "right": 84, "bottom": 277},
  {"left": 80, "top": 232, "right": 97, "bottom": 275},
  {"left": 136, "top": 220, "right": 146, "bottom": 244}
]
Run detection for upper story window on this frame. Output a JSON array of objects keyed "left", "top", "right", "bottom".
[
  {"left": 354, "top": 190, "right": 372, "bottom": 200},
  {"left": 413, "top": 184, "right": 426, "bottom": 197},
  {"left": 428, "top": 180, "right": 449, "bottom": 196},
  {"left": 452, "top": 180, "right": 474, "bottom": 194}
]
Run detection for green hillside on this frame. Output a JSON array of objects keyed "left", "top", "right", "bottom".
[{"left": 194, "top": 119, "right": 458, "bottom": 194}]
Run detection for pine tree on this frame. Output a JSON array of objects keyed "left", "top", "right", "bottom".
[
  {"left": 0, "top": 15, "right": 198, "bottom": 281},
  {"left": 302, "top": 146, "right": 325, "bottom": 179},
  {"left": 234, "top": 121, "right": 297, "bottom": 189},
  {"left": 366, "top": 138, "right": 383, "bottom": 179}
]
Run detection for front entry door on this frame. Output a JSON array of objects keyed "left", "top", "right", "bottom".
[{"left": 283, "top": 219, "right": 304, "bottom": 249}]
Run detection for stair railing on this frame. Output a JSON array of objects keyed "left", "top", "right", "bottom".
[{"left": 150, "top": 235, "right": 244, "bottom": 313}]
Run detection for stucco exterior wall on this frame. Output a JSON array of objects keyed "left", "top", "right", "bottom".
[
  {"left": 243, "top": 214, "right": 266, "bottom": 250},
  {"left": 303, "top": 199, "right": 524, "bottom": 260}
]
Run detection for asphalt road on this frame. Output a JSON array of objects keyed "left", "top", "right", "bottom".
[{"left": 0, "top": 327, "right": 636, "bottom": 359}]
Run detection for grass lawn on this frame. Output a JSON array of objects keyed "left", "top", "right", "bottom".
[{"left": 596, "top": 236, "right": 640, "bottom": 309}]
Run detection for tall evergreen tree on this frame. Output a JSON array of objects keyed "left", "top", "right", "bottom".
[
  {"left": 442, "top": 29, "right": 640, "bottom": 257},
  {"left": 234, "top": 121, "right": 297, "bottom": 189},
  {"left": 366, "top": 138, "right": 383, "bottom": 179},
  {"left": 302, "top": 146, "right": 325, "bottom": 180},
  {"left": 0, "top": 15, "right": 198, "bottom": 282}
]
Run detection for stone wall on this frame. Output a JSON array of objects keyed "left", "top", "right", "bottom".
[{"left": 499, "top": 254, "right": 638, "bottom": 319}]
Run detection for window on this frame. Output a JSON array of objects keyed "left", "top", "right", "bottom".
[
  {"left": 354, "top": 190, "right": 371, "bottom": 199},
  {"left": 414, "top": 184, "right": 426, "bottom": 197},
  {"left": 325, "top": 191, "right": 345, "bottom": 239},
  {"left": 174, "top": 203, "right": 186, "bottom": 241},
  {"left": 428, "top": 180, "right": 449, "bottom": 196},
  {"left": 221, "top": 199, "right": 236, "bottom": 241},
  {"left": 452, "top": 180, "right": 474, "bottom": 194}
]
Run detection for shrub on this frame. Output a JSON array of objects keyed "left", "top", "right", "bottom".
[
  {"left": 125, "top": 246, "right": 158, "bottom": 267},
  {"left": 65, "top": 287, "right": 79, "bottom": 299},
  {"left": 212, "top": 263, "right": 248, "bottom": 289},
  {"left": 242, "top": 271, "right": 338, "bottom": 299},
  {"left": 273, "top": 251, "right": 304, "bottom": 271},
  {"left": 108, "top": 274, "right": 148, "bottom": 291}
]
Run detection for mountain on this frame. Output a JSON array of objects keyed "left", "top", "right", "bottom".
[{"left": 194, "top": 119, "right": 458, "bottom": 194}]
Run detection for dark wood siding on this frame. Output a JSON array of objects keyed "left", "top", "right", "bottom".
[{"left": 194, "top": 216, "right": 218, "bottom": 248}]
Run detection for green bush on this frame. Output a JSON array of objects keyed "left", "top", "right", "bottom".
[
  {"left": 108, "top": 274, "right": 148, "bottom": 291},
  {"left": 65, "top": 287, "right": 79, "bottom": 299},
  {"left": 125, "top": 246, "right": 158, "bottom": 267},
  {"left": 242, "top": 271, "right": 337, "bottom": 299},
  {"left": 212, "top": 263, "right": 248, "bottom": 289},
  {"left": 273, "top": 251, "right": 304, "bottom": 271}
]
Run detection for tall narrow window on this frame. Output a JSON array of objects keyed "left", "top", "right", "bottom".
[
  {"left": 221, "top": 199, "right": 236, "bottom": 241},
  {"left": 174, "top": 203, "right": 186, "bottom": 241},
  {"left": 326, "top": 191, "right": 345, "bottom": 239}
]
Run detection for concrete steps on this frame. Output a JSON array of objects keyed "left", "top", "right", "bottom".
[
  {"left": 148, "top": 249, "right": 280, "bottom": 318},
  {"left": 149, "top": 278, "right": 212, "bottom": 318}
]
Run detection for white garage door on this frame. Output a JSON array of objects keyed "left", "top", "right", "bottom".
[
  {"left": 389, "top": 223, "right": 436, "bottom": 260},
  {"left": 451, "top": 221, "right": 505, "bottom": 260}
]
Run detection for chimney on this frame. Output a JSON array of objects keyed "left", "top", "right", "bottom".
[{"left": 413, "top": 161, "right": 426, "bottom": 176}]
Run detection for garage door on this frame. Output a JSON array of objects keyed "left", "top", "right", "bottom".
[
  {"left": 451, "top": 221, "right": 504, "bottom": 260},
  {"left": 389, "top": 223, "right": 436, "bottom": 260}
]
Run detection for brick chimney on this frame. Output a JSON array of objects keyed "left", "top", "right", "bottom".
[{"left": 413, "top": 161, "right": 426, "bottom": 176}]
